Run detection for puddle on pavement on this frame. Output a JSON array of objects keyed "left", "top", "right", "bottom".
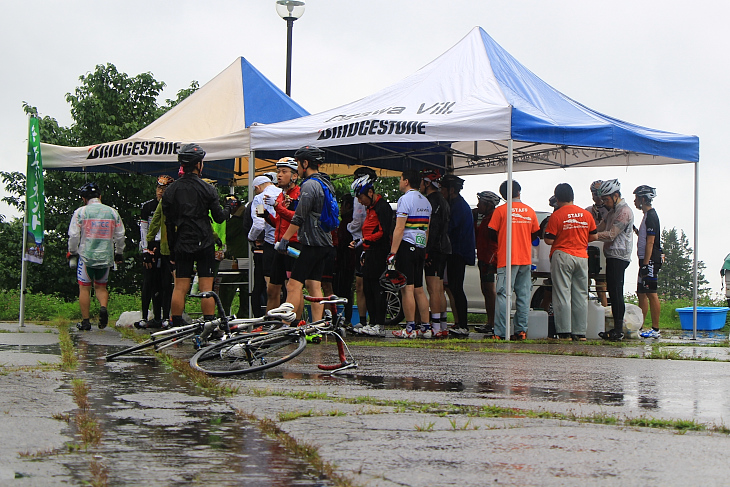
[
  {"left": 0, "top": 344, "right": 61, "bottom": 354},
  {"left": 61, "top": 340, "right": 331, "bottom": 486},
  {"left": 223, "top": 343, "right": 730, "bottom": 422}
]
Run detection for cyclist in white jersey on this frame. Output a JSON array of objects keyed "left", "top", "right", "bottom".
[
  {"left": 389, "top": 169, "right": 432, "bottom": 338},
  {"left": 68, "top": 182, "right": 125, "bottom": 331}
]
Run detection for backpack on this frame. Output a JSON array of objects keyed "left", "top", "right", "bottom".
[{"left": 310, "top": 176, "right": 340, "bottom": 232}]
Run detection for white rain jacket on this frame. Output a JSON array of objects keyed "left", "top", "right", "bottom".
[
  {"left": 596, "top": 198, "right": 634, "bottom": 262},
  {"left": 68, "top": 199, "right": 126, "bottom": 268}
]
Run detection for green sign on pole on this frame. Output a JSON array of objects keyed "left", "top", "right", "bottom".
[{"left": 25, "top": 117, "right": 44, "bottom": 264}]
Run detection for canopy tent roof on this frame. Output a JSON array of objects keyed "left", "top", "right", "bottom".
[
  {"left": 42, "top": 57, "right": 309, "bottom": 183},
  {"left": 250, "top": 27, "right": 699, "bottom": 173}
]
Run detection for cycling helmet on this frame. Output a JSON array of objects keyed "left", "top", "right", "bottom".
[
  {"left": 353, "top": 166, "right": 377, "bottom": 180},
  {"left": 294, "top": 145, "right": 325, "bottom": 165},
  {"left": 157, "top": 175, "right": 174, "bottom": 187},
  {"left": 596, "top": 179, "right": 621, "bottom": 197},
  {"left": 379, "top": 268, "right": 407, "bottom": 292},
  {"left": 421, "top": 169, "right": 442, "bottom": 189},
  {"left": 78, "top": 182, "right": 100, "bottom": 199},
  {"left": 350, "top": 175, "right": 374, "bottom": 197},
  {"left": 476, "top": 191, "right": 501, "bottom": 207},
  {"left": 264, "top": 172, "right": 277, "bottom": 182},
  {"left": 178, "top": 143, "right": 206, "bottom": 165},
  {"left": 201, "top": 178, "right": 217, "bottom": 186},
  {"left": 589, "top": 180, "right": 603, "bottom": 196},
  {"left": 633, "top": 185, "right": 656, "bottom": 200},
  {"left": 548, "top": 195, "right": 558, "bottom": 209},
  {"left": 441, "top": 174, "right": 464, "bottom": 190},
  {"left": 276, "top": 157, "right": 299, "bottom": 171}
]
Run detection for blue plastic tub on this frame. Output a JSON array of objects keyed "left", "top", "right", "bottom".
[{"left": 675, "top": 307, "right": 729, "bottom": 330}]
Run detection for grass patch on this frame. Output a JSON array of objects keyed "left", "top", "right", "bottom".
[
  {"left": 56, "top": 320, "right": 78, "bottom": 370},
  {"left": 71, "top": 379, "right": 102, "bottom": 449},
  {"left": 156, "top": 354, "right": 239, "bottom": 396},
  {"left": 244, "top": 387, "right": 730, "bottom": 435}
]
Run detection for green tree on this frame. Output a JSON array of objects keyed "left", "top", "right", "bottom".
[
  {"left": 1, "top": 64, "right": 197, "bottom": 300},
  {"left": 659, "top": 227, "right": 709, "bottom": 300},
  {"left": 329, "top": 174, "right": 401, "bottom": 203}
]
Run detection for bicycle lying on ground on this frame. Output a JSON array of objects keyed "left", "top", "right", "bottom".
[
  {"left": 189, "top": 295, "right": 358, "bottom": 376},
  {"left": 105, "top": 292, "right": 294, "bottom": 361}
]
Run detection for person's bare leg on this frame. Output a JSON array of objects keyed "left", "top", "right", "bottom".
[
  {"left": 638, "top": 293, "right": 649, "bottom": 323},
  {"left": 94, "top": 284, "right": 109, "bottom": 308},
  {"left": 171, "top": 278, "right": 191, "bottom": 316},
  {"left": 286, "top": 278, "right": 304, "bottom": 320},
  {"left": 266, "top": 283, "right": 282, "bottom": 312},
  {"left": 402, "top": 285, "right": 416, "bottom": 322},
  {"left": 305, "top": 279, "right": 323, "bottom": 321},
  {"left": 482, "top": 281, "right": 496, "bottom": 327},
  {"left": 355, "top": 276, "right": 367, "bottom": 319},
  {"left": 445, "top": 287, "right": 457, "bottom": 324},
  {"left": 79, "top": 285, "right": 92, "bottom": 320},
  {"left": 414, "top": 286, "right": 430, "bottom": 324},
  {"left": 648, "top": 293, "right": 661, "bottom": 329},
  {"left": 198, "top": 276, "right": 216, "bottom": 316}
]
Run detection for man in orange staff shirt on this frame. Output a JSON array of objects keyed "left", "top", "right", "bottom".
[
  {"left": 488, "top": 180, "right": 540, "bottom": 340},
  {"left": 544, "top": 183, "right": 598, "bottom": 340}
]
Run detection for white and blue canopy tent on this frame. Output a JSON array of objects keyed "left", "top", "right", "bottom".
[
  {"left": 42, "top": 57, "right": 309, "bottom": 184},
  {"left": 250, "top": 26, "right": 702, "bottom": 336}
]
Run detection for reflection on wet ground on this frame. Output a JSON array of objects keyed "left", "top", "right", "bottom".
[
  {"left": 224, "top": 342, "right": 730, "bottom": 423},
  {"left": 66, "top": 339, "right": 330, "bottom": 486},
  {"left": 0, "top": 344, "right": 61, "bottom": 354}
]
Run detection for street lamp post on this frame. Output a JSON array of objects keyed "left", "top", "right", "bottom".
[{"left": 275, "top": 0, "right": 305, "bottom": 97}]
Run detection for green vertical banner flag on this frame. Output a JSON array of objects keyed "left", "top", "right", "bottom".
[{"left": 25, "top": 117, "right": 45, "bottom": 264}]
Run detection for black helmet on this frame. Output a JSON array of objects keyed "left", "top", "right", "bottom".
[
  {"left": 441, "top": 174, "right": 464, "bottom": 190},
  {"left": 178, "top": 143, "right": 206, "bottom": 165},
  {"left": 79, "top": 182, "right": 100, "bottom": 199},
  {"left": 379, "top": 268, "right": 407, "bottom": 292},
  {"left": 294, "top": 145, "right": 325, "bottom": 166}
]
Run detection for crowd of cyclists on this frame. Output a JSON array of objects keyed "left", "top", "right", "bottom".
[{"left": 68, "top": 143, "right": 662, "bottom": 343}]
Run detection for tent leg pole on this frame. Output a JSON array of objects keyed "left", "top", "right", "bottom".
[
  {"left": 504, "top": 140, "right": 513, "bottom": 341},
  {"left": 692, "top": 160, "right": 699, "bottom": 340},
  {"left": 248, "top": 149, "right": 255, "bottom": 319}
]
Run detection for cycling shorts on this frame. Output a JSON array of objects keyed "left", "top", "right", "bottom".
[
  {"left": 174, "top": 245, "right": 216, "bottom": 279},
  {"left": 77, "top": 260, "right": 110, "bottom": 287}
]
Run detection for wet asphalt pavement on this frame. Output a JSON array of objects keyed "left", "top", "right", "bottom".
[{"left": 2, "top": 322, "right": 730, "bottom": 486}]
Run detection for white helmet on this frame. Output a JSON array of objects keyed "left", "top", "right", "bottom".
[
  {"left": 276, "top": 157, "right": 299, "bottom": 171},
  {"left": 597, "top": 179, "right": 620, "bottom": 197},
  {"left": 633, "top": 185, "right": 656, "bottom": 201},
  {"left": 351, "top": 174, "right": 375, "bottom": 197},
  {"left": 476, "top": 191, "right": 501, "bottom": 207}
]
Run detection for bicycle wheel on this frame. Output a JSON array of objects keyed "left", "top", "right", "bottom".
[
  {"left": 105, "top": 330, "right": 196, "bottom": 361},
  {"left": 189, "top": 332, "right": 306, "bottom": 376}
]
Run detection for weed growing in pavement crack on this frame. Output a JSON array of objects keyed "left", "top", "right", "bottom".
[
  {"left": 89, "top": 458, "right": 109, "bottom": 487},
  {"left": 236, "top": 409, "right": 360, "bottom": 487},
  {"left": 243, "top": 387, "right": 730, "bottom": 435},
  {"left": 56, "top": 321, "right": 78, "bottom": 370},
  {"left": 415, "top": 421, "right": 435, "bottom": 432},
  {"left": 71, "top": 379, "right": 101, "bottom": 449}
]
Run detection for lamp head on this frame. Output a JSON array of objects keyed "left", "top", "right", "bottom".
[{"left": 276, "top": 0, "right": 305, "bottom": 19}]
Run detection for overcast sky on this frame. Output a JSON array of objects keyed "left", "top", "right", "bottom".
[{"left": 2, "top": 0, "right": 728, "bottom": 294}]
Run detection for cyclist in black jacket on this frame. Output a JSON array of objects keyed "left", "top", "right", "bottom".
[
  {"left": 420, "top": 170, "right": 451, "bottom": 338},
  {"left": 161, "top": 144, "right": 230, "bottom": 328},
  {"left": 350, "top": 173, "right": 393, "bottom": 337}
]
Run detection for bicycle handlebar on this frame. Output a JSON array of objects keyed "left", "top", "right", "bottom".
[{"left": 189, "top": 291, "right": 229, "bottom": 332}]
